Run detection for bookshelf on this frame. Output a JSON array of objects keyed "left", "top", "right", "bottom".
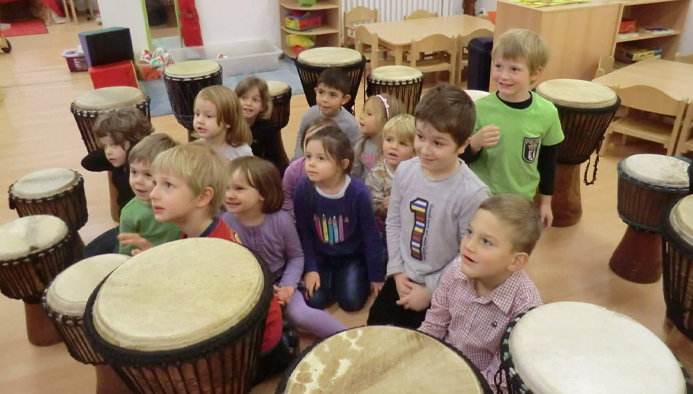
[{"left": 279, "top": 0, "right": 342, "bottom": 59}]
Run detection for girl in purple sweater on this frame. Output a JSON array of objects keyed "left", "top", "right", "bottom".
[{"left": 221, "top": 156, "right": 346, "bottom": 337}]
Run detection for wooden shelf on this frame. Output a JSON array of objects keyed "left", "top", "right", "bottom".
[
  {"left": 616, "top": 30, "right": 680, "bottom": 42},
  {"left": 280, "top": 0, "right": 339, "bottom": 10},
  {"left": 279, "top": 0, "right": 341, "bottom": 56},
  {"left": 281, "top": 26, "right": 339, "bottom": 36}
]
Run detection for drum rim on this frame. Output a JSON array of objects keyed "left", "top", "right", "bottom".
[
  {"left": 9, "top": 170, "right": 84, "bottom": 202},
  {"left": 296, "top": 47, "right": 364, "bottom": 66},
  {"left": 662, "top": 200, "right": 693, "bottom": 258},
  {"left": 71, "top": 93, "right": 151, "bottom": 115},
  {"left": 163, "top": 66, "right": 223, "bottom": 81},
  {"left": 83, "top": 248, "right": 273, "bottom": 367},
  {"left": 550, "top": 96, "right": 621, "bottom": 114},
  {"left": 536, "top": 80, "right": 619, "bottom": 109},
  {"left": 617, "top": 162, "right": 690, "bottom": 193},
  {"left": 275, "top": 326, "right": 493, "bottom": 394},
  {"left": 366, "top": 73, "right": 425, "bottom": 84},
  {"left": 295, "top": 54, "right": 367, "bottom": 70},
  {"left": 271, "top": 86, "right": 293, "bottom": 101}
]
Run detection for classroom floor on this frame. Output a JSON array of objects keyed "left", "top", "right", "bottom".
[{"left": 1, "top": 20, "right": 692, "bottom": 394}]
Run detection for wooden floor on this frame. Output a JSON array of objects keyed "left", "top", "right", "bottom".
[{"left": 1, "top": 21, "right": 692, "bottom": 394}]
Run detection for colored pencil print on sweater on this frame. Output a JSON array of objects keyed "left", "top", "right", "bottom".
[
  {"left": 314, "top": 214, "right": 349, "bottom": 244},
  {"left": 410, "top": 198, "right": 429, "bottom": 260}
]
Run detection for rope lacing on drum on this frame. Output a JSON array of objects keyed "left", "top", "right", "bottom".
[{"left": 583, "top": 138, "right": 602, "bottom": 186}]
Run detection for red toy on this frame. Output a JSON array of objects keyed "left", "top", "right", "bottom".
[{"left": 88, "top": 60, "right": 139, "bottom": 89}]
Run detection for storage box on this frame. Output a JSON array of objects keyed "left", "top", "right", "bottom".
[
  {"left": 63, "top": 48, "right": 88, "bottom": 72},
  {"left": 619, "top": 18, "right": 636, "bottom": 34},
  {"left": 78, "top": 27, "right": 134, "bottom": 68},
  {"left": 285, "top": 12, "right": 322, "bottom": 31},
  {"left": 89, "top": 60, "right": 139, "bottom": 89},
  {"left": 615, "top": 46, "right": 662, "bottom": 62},
  {"left": 168, "top": 39, "right": 282, "bottom": 76}
]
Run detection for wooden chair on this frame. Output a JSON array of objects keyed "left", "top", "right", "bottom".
[
  {"left": 675, "top": 52, "right": 693, "bottom": 65},
  {"left": 674, "top": 101, "right": 693, "bottom": 155},
  {"left": 600, "top": 85, "right": 688, "bottom": 156},
  {"left": 594, "top": 55, "right": 615, "bottom": 78},
  {"left": 456, "top": 28, "right": 494, "bottom": 85},
  {"left": 410, "top": 34, "right": 458, "bottom": 84},
  {"left": 343, "top": 6, "right": 378, "bottom": 48},
  {"left": 404, "top": 10, "right": 438, "bottom": 20},
  {"left": 354, "top": 25, "right": 393, "bottom": 69}
]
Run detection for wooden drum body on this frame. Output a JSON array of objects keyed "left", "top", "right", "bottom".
[
  {"left": 268, "top": 80, "right": 292, "bottom": 170},
  {"left": 366, "top": 66, "right": 424, "bottom": 115},
  {"left": 663, "top": 195, "right": 693, "bottom": 341}
]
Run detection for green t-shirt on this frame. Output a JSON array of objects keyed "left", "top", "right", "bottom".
[
  {"left": 118, "top": 198, "right": 181, "bottom": 256},
  {"left": 470, "top": 92, "right": 564, "bottom": 199}
]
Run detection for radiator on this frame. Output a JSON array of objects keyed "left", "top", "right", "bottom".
[{"left": 342, "top": 0, "right": 455, "bottom": 22}]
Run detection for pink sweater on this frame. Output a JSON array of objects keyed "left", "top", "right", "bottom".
[{"left": 281, "top": 157, "right": 306, "bottom": 220}]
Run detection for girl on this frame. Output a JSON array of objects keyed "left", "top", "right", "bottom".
[
  {"left": 281, "top": 117, "right": 337, "bottom": 219},
  {"left": 351, "top": 94, "right": 405, "bottom": 179},
  {"left": 194, "top": 85, "right": 253, "bottom": 162},
  {"left": 235, "top": 77, "right": 287, "bottom": 174},
  {"left": 294, "top": 126, "right": 384, "bottom": 312}
]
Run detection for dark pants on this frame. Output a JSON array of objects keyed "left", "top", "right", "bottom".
[
  {"left": 367, "top": 276, "right": 428, "bottom": 329},
  {"left": 306, "top": 255, "right": 369, "bottom": 312},
  {"left": 84, "top": 227, "right": 119, "bottom": 258},
  {"left": 253, "top": 320, "right": 299, "bottom": 386}
]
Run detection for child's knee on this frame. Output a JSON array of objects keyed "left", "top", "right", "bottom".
[{"left": 336, "top": 290, "right": 367, "bottom": 312}]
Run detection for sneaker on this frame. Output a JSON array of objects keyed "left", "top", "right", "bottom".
[{"left": 96, "top": 12, "right": 102, "bottom": 25}]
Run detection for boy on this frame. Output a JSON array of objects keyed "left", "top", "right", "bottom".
[
  {"left": 367, "top": 84, "right": 491, "bottom": 328},
  {"left": 419, "top": 195, "right": 543, "bottom": 391},
  {"left": 462, "top": 29, "right": 564, "bottom": 228},
  {"left": 292, "top": 68, "right": 360, "bottom": 159}
]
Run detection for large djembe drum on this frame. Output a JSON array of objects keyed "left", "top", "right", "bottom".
[
  {"left": 663, "top": 195, "right": 693, "bottom": 340},
  {"left": 163, "top": 60, "right": 223, "bottom": 141},
  {"left": 267, "top": 80, "right": 292, "bottom": 171},
  {"left": 500, "top": 302, "right": 691, "bottom": 394},
  {"left": 295, "top": 47, "right": 366, "bottom": 114},
  {"left": 535, "top": 79, "right": 620, "bottom": 227},
  {"left": 84, "top": 238, "right": 273, "bottom": 394},
  {"left": 465, "top": 89, "right": 490, "bottom": 102},
  {"left": 610, "top": 154, "right": 689, "bottom": 283},
  {"left": 43, "top": 254, "right": 132, "bottom": 394},
  {"left": 366, "top": 66, "right": 424, "bottom": 114},
  {"left": 276, "top": 326, "right": 492, "bottom": 393}
]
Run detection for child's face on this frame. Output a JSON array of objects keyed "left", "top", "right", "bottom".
[
  {"left": 358, "top": 99, "right": 383, "bottom": 137},
  {"left": 129, "top": 161, "right": 155, "bottom": 203},
  {"left": 314, "top": 84, "right": 349, "bottom": 117},
  {"left": 194, "top": 98, "right": 226, "bottom": 141},
  {"left": 305, "top": 139, "right": 344, "bottom": 184},
  {"left": 224, "top": 169, "right": 264, "bottom": 215},
  {"left": 459, "top": 209, "right": 520, "bottom": 281},
  {"left": 149, "top": 172, "right": 198, "bottom": 224},
  {"left": 492, "top": 56, "right": 541, "bottom": 101},
  {"left": 382, "top": 130, "right": 415, "bottom": 169},
  {"left": 100, "top": 136, "right": 129, "bottom": 168},
  {"left": 414, "top": 120, "right": 466, "bottom": 177},
  {"left": 239, "top": 87, "right": 263, "bottom": 122}
]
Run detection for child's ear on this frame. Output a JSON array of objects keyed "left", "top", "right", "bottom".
[
  {"left": 456, "top": 138, "right": 471, "bottom": 155},
  {"left": 340, "top": 94, "right": 352, "bottom": 106},
  {"left": 123, "top": 140, "right": 131, "bottom": 151},
  {"left": 196, "top": 187, "right": 215, "bottom": 208},
  {"left": 508, "top": 252, "right": 529, "bottom": 273},
  {"left": 530, "top": 66, "right": 544, "bottom": 84},
  {"left": 340, "top": 159, "right": 350, "bottom": 171}
]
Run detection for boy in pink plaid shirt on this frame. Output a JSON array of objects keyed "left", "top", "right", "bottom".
[{"left": 419, "top": 195, "right": 543, "bottom": 392}]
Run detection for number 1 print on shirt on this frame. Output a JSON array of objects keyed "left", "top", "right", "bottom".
[{"left": 410, "top": 198, "right": 429, "bottom": 260}]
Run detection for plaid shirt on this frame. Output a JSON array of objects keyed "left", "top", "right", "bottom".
[{"left": 419, "top": 256, "right": 542, "bottom": 392}]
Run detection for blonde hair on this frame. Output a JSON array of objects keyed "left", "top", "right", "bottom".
[
  {"left": 195, "top": 86, "right": 253, "bottom": 147},
  {"left": 129, "top": 134, "right": 180, "bottom": 165},
  {"left": 234, "top": 76, "right": 273, "bottom": 120},
  {"left": 364, "top": 94, "right": 406, "bottom": 130},
  {"left": 94, "top": 107, "right": 153, "bottom": 149},
  {"left": 151, "top": 143, "right": 229, "bottom": 217},
  {"left": 478, "top": 195, "right": 543, "bottom": 254},
  {"left": 492, "top": 29, "right": 549, "bottom": 76},
  {"left": 382, "top": 114, "right": 415, "bottom": 146},
  {"left": 228, "top": 157, "right": 284, "bottom": 214},
  {"left": 302, "top": 118, "right": 338, "bottom": 150}
]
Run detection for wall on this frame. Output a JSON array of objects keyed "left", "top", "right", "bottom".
[
  {"left": 681, "top": 3, "right": 693, "bottom": 55},
  {"left": 197, "top": 0, "right": 280, "bottom": 48},
  {"left": 99, "top": 0, "right": 150, "bottom": 58}
]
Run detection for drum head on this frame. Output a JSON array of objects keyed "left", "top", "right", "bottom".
[
  {"left": 465, "top": 90, "right": 490, "bottom": 102},
  {"left": 621, "top": 154, "right": 689, "bottom": 188},
  {"left": 11, "top": 168, "right": 78, "bottom": 199},
  {"left": 46, "top": 254, "right": 129, "bottom": 316},
  {"left": 92, "top": 238, "right": 264, "bottom": 352},
  {"left": 370, "top": 65, "right": 423, "bottom": 82},
  {"left": 267, "top": 80, "right": 290, "bottom": 97},
  {"left": 535, "top": 79, "right": 617, "bottom": 109},
  {"left": 509, "top": 302, "right": 685, "bottom": 394},
  {"left": 671, "top": 195, "right": 693, "bottom": 246},
  {"left": 0, "top": 215, "right": 68, "bottom": 261},
  {"left": 73, "top": 87, "right": 146, "bottom": 111},
  {"left": 164, "top": 60, "right": 221, "bottom": 78},
  {"left": 284, "top": 326, "right": 487, "bottom": 393},
  {"left": 297, "top": 47, "right": 363, "bottom": 67}
]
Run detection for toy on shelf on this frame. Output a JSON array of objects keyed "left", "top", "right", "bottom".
[
  {"left": 615, "top": 46, "right": 662, "bottom": 63},
  {"left": 286, "top": 34, "right": 316, "bottom": 56},
  {"left": 298, "top": 0, "right": 317, "bottom": 6},
  {"left": 285, "top": 11, "right": 322, "bottom": 31},
  {"left": 136, "top": 48, "right": 172, "bottom": 80},
  {"left": 619, "top": 18, "right": 636, "bottom": 34}
]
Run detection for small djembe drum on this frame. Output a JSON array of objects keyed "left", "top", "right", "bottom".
[
  {"left": 535, "top": 79, "right": 620, "bottom": 227},
  {"left": 295, "top": 47, "right": 366, "bottom": 114},
  {"left": 366, "top": 66, "right": 424, "bottom": 114},
  {"left": 610, "top": 154, "right": 689, "bottom": 283},
  {"left": 276, "top": 326, "right": 492, "bottom": 393},
  {"left": 163, "top": 60, "right": 223, "bottom": 141},
  {"left": 500, "top": 302, "right": 690, "bottom": 394},
  {"left": 465, "top": 89, "right": 490, "bottom": 102},
  {"left": 0, "top": 215, "right": 77, "bottom": 346},
  {"left": 84, "top": 238, "right": 273, "bottom": 394},
  {"left": 267, "top": 80, "right": 292, "bottom": 171},
  {"left": 43, "top": 254, "right": 132, "bottom": 394}
]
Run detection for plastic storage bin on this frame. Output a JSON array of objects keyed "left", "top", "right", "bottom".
[
  {"left": 168, "top": 39, "right": 282, "bottom": 76},
  {"left": 467, "top": 36, "right": 493, "bottom": 91},
  {"left": 285, "top": 12, "right": 322, "bottom": 31},
  {"left": 63, "top": 48, "right": 88, "bottom": 72}
]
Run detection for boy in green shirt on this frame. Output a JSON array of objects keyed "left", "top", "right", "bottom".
[{"left": 464, "top": 29, "right": 564, "bottom": 228}]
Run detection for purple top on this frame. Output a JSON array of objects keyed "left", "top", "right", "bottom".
[
  {"left": 281, "top": 156, "right": 306, "bottom": 220},
  {"left": 221, "top": 210, "right": 304, "bottom": 288}
]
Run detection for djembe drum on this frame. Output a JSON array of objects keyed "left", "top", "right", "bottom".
[
  {"left": 663, "top": 195, "right": 693, "bottom": 340},
  {"left": 366, "top": 66, "right": 424, "bottom": 114},
  {"left": 268, "top": 80, "right": 292, "bottom": 171},
  {"left": 0, "top": 215, "right": 76, "bottom": 346},
  {"left": 465, "top": 89, "right": 490, "bottom": 102},
  {"left": 295, "top": 47, "right": 366, "bottom": 114},
  {"left": 164, "top": 60, "right": 223, "bottom": 141},
  {"left": 276, "top": 326, "right": 492, "bottom": 393},
  {"left": 500, "top": 302, "right": 690, "bottom": 394},
  {"left": 535, "top": 79, "right": 620, "bottom": 227},
  {"left": 84, "top": 238, "right": 273, "bottom": 394},
  {"left": 43, "top": 254, "right": 132, "bottom": 394},
  {"left": 610, "top": 154, "right": 689, "bottom": 283},
  {"left": 71, "top": 87, "right": 151, "bottom": 153}
]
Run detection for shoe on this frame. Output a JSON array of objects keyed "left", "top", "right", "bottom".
[{"left": 96, "top": 13, "right": 102, "bottom": 25}]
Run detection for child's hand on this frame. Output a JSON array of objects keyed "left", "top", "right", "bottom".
[
  {"left": 274, "top": 285, "right": 295, "bottom": 306},
  {"left": 118, "top": 233, "right": 153, "bottom": 256},
  {"left": 370, "top": 282, "right": 384, "bottom": 297},
  {"left": 396, "top": 282, "right": 432, "bottom": 311},
  {"left": 539, "top": 195, "right": 553, "bottom": 228},
  {"left": 303, "top": 271, "right": 321, "bottom": 299},
  {"left": 382, "top": 196, "right": 390, "bottom": 210},
  {"left": 393, "top": 272, "right": 414, "bottom": 298},
  {"left": 470, "top": 125, "right": 501, "bottom": 152}
]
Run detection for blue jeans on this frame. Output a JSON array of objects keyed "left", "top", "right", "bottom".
[
  {"left": 84, "top": 227, "right": 119, "bottom": 258},
  {"left": 305, "top": 254, "right": 369, "bottom": 312}
]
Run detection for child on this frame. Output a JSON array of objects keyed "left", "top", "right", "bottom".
[
  {"left": 194, "top": 85, "right": 253, "bottom": 162},
  {"left": 292, "top": 68, "right": 361, "bottom": 159},
  {"left": 367, "top": 84, "right": 491, "bottom": 329},
  {"left": 282, "top": 117, "right": 338, "bottom": 219},
  {"left": 221, "top": 156, "right": 346, "bottom": 338},
  {"left": 235, "top": 76, "right": 287, "bottom": 174},
  {"left": 419, "top": 195, "right": 543, "bottom": 392},
  {"left": 352, "top": 94, "right": 405, "bottom": 179},
  {"left": 462, "top": 29, "right": 564, "bottom": 228},
  {"left": 294, "top": 126, "right": 383, "bottom": 312}
]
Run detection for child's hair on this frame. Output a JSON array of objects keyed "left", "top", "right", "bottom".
[
  {"left": 479, "top": 194, "right": 543, "bottom": 255},
  {"left": 305, "top": 126, "right": 354, "bottom": 174},
  {"left": 492, "top": 29, "right": 549, "bottom": 76},
  {"left": 414, "top": 83, "right": 475, "bottom": 146},
  {"left": 128, "top": 134, "right": 180, "bottom": 165},
  {"left": 94, "top": 107, "right": 153, "bottom": 148},
  {"left": 365, "top": 94, "right": 406, "bottom": 130},
  {"left": 316, "top": 68, "right": 351, "bottom": 97},
  {"left": 151, "top": 143, "right": 229, "bottom": 217},
  {"left": 301, "top": 117, "right": 338, "bottom": 149},
  {"left": 383, "top": 114, "right": 416, "bottom": 145},
  {"left": 234, "top": 76, "right": 273, "bottom": 120},
  {"left": 228, "top": 156, "right": 284, "bottom": 214},
  {"left": 195, "top": 86, "right": 253, "bottom": 147}
]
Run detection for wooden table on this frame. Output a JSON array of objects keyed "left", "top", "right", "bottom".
[
  {"left": 362, "top": 14, "right": 494, "bottom": 65},
  {"left": 593, "top": 58, "right": 693, "bottom": 102}
]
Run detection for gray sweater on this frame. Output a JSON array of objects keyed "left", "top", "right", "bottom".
[{"left": 293, "top": 106, "right": 361, "bottom": 159}]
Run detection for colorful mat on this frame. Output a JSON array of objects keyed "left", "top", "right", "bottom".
[{"left": 1, "top": 18, "right": 48, "bottom": 37}]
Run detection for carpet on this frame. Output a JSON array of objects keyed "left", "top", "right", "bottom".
[
  {"left": 1, "top": 18, "right": 47, "bottom": 37},
  {"left": 142, "top": 56, "right": 305, "bottom": 118}
]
